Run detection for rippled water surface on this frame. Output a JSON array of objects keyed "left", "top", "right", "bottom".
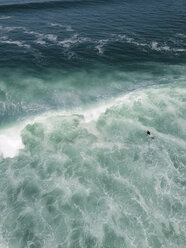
[{"left": 0, "top": 0, "right": 186, "bottom": 247}]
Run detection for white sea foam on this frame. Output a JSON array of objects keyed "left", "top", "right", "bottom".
[
  {"left": 24, "top": 30, "right": 40, "bottom": 36},
  {"left": 65, "top": 25, "right": 74, "bottom": 32},
  {"left": 0, "top": 33, "right": 31, "bottom": 49},
  {"left": 23, "top": 29, "right": 58, "bottom": 45},
  {"left": 176, "top": 33, "right": 186, "bottom": 39},
  {"left": 0, "top": 16, "right": 11, "bottom": 20},
  {"left": 0, "top": 92, "right": 126, "bottom": 159},
  {"left": 173, "top": 48, "right": 186, "bottom": 52},
  {"left": 59, "top": 34, "right": 90, "bottom": 48},
  {"left": 0, "top": 234, "right": 8, "bottom": 248},
  {"left": 50, "top": 23, "right": 74, "bottom": 31},
  {"left": 0, "top": 39, "right": 30, "bottom": 48},
  {"left": 3, "top": 26, "right": 26, "bottom": 32},
  {"left": 0, "top": 127, "right": 24, "bottom": 159},
  {"left": 1, "top": 36, "right": 8, "bottom": 40},
  {"left": 95, "top": 39, "right": 109, "bottom": 54},
  {"left": 1, "top": 83, "right": 185, "bottom": 159},
  {"left": 45, "top": 34, "right": 57, "bottom": 42},
  {"left": 59, "top": 39, "right": 77, "bottom": 48},
  {"left": 35, "top": 39, "right": 47, "bottom": 45},
  {"left": 50, "top": 23, "right": 63, "bottom": 27},
  {"left": 117, "top": 34, "right": 146, "bottom": 47},
  {"left": 113, "top": 34, "right": 186, "bottom": 53},
  {"left": 1, "top": 26, "right": 56, "bottom": 46},
  {"left": 0, "top": 86, "right": 146, "bottom": 159},
  {"left": 151, "top": 41, "right": 170, "bottom": 51},
  {"left": 95, "top": 34, "right": 148, "bottom": 54}
]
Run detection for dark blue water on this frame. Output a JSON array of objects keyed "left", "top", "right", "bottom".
[
  {"left": 0, "top": 0, "right": 186, "bottom": 71},
  {"left": 0, "top": 1, "right": 186, "bottom": 248}
]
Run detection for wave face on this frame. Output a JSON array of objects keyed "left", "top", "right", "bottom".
[{"left": 0, "top": 0, "right": 186, "bottom": 247}]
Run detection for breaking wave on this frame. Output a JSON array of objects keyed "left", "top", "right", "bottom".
[{"left": 0, "top": 82, "right": 186, "bottom": 248}]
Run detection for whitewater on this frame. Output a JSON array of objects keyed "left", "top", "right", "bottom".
[
  {"left": 0, "top": 80, "right": 186, "bottom": 248},
  {"left": 0, "top": 0, "right": 186, "bottom": 247}
]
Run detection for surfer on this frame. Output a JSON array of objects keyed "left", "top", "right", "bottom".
[{"left": 147, "top": 130, "right": 154, "bottom": 139}]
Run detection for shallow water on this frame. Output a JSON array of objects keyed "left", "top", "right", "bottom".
[{"left": 0, "top": 0, "right": 186, "bottom": 247}]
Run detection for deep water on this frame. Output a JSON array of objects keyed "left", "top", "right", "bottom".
[{"left": 0, "top": 0, "right": 186, "bottom": 247}]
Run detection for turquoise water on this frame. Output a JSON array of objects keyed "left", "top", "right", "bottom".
[{"left": 0, "top": 0, "right": 186, "bottom": 247}]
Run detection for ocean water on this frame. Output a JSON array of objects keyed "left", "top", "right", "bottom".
[{"left": 0, "top": 0, "right": 186, "bottom": 247}]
